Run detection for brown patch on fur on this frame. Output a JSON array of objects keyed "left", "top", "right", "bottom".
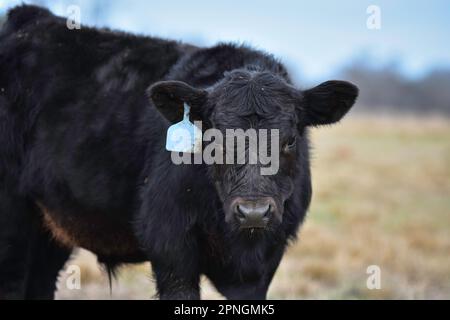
[
  {"left": 36, "top": 202, "right": 144, "bottom": 258},
  {"left": 39, "top": 204, "right": 77, "bottom": 249}
]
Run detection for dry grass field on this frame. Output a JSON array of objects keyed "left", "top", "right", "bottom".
[{"left": 56, "top": 116, "right": 450, "bottom": 300}]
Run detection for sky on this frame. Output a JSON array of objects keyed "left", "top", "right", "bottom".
[{"left": 1, "top": 0, "right": 449, "bottom": 84}]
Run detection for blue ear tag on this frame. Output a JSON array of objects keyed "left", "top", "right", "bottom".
[{"left": 166, "top": 103, "right": 202, "bottom": 153}]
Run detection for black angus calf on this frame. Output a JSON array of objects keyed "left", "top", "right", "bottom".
[{"left": 0, "top": 5, "right": 358, "bottom": 299}]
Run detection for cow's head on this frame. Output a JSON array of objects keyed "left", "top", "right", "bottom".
[{"left": 149, "top": 69, "right": 358, "bottom": 233}]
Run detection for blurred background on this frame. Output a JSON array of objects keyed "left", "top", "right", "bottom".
[{"left": 1, "top": 0, "right": 449, "bottom": 299}]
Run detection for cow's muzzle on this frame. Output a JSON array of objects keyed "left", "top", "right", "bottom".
[{"left": 230, "top": 197, "right": 277, "bottom": 229}]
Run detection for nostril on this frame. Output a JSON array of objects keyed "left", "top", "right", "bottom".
[
  {"left": 235, "top": 205, "right": 247, "bottom": 221},
  {"left": 255, "top": 204, "right": 270, "bottom": 218},
  {"left": 263, "top": 205, "right": 272, "bottom": 218},
  {"left": 236, "top": 205, "right": 244, "bottom": 216}
]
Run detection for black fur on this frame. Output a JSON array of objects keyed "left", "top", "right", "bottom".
[{"left": 0, "top": 5, "right": 358, "bottom": 300}]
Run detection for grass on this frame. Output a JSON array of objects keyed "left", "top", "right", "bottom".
[{"left": 55, "top": 116, "right": 450, "bottom": 299}]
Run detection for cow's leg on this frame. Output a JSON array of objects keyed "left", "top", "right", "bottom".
[
  {"left": 152, "top": 257, "right": 200, "bottom": 300},
  {"left": 25, "top": 228, "right": 72, "bottom": 300},
  {"left": 210, "top": 273, "right": 270, "bottom": 300},
  {"left": 137, "top": 193, "right": 201, "bottom": 300},
  {"left": 0, "top": 190, "right": 37, "bottom": 299},
  {"left": 215, "top": 279, "right": 268, "bottom": 300},
  {"left": 146, "top": 231, "right": 200, "bottom": 299},
  {"left": 209, "top": 246, "right": 285, "bottom": 300}
]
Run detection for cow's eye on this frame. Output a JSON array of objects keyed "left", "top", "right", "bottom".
[{"left": 283, "top": 136, "right": 297, "bottom": 152}]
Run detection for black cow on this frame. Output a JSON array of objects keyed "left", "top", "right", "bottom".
[{"left": 0, "top": 5, "right": 358, "bottom": 300}]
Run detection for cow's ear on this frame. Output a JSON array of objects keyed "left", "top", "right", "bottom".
[
  {"left": 147, "top": 81, "right": 208, "bottom": 123},
  {"left": 301, "top": 80, "right": 358, "bottom": 126}
]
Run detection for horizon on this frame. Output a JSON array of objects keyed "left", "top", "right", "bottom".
[{"left": 1, "top": 0, "right": 449, "bottom": 84}]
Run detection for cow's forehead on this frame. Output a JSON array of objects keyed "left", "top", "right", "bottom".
[
  {"left": 210, "top": 70, "right": 298, "bottom": 126},
  {"left": 211, "top": 110, "right": 297, "bottom": 137}
]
